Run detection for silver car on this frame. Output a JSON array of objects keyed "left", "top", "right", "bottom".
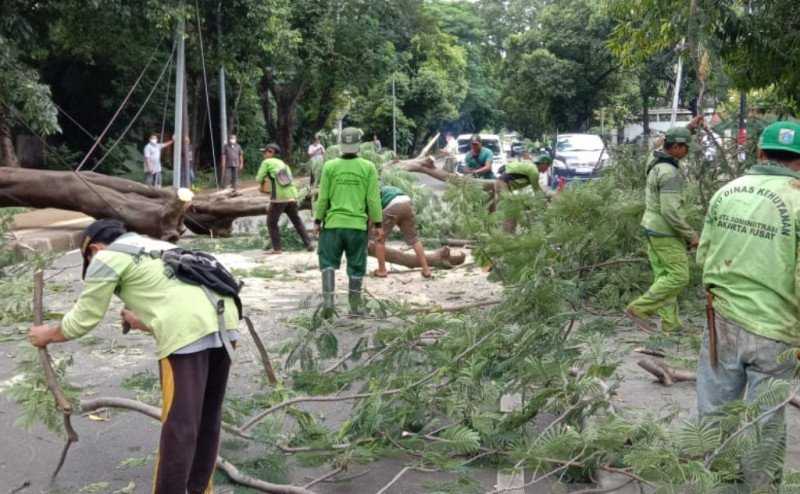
[{"left": 551, "top": 133, "right": 610, "bottom": 185}]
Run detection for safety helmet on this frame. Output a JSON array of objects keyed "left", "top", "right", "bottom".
[{"left": 759, "top": 121, "right": 800, "bottom": 155}]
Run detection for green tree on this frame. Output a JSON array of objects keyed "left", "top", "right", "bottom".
[
  {"left": 500, "top": 0, "right": 621, "bottom": 136},
  {"left": 0, "top": 1, "right": 61, "bottom": 167}
]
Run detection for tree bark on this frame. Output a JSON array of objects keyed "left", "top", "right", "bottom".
[
  {"left": 397, "top": 157, "right": 495, "bottom": 193},
  {"left": 0, "top": 168, "right": 271, "bottom": 239},
  {"left": 367, "top": 243, "right": 465, "bottom": 269},
  {"left": 0, "top": 106, "right": 20, "bottom": 168}
]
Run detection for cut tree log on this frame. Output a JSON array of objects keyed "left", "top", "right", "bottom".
[
  {"left": 0, "top": 168, "right": 271, "bottom": 239},
  {"left": 368, "top": 242, "right": 465, "bottom": 269}
]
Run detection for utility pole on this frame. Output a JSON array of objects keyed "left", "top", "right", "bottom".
[
  {"left": 670, "top": 39, "right": 685, "bottom": 127},
  {"left": 217, "top": 1, "right": 227, "bottom": 190},
  {"left": 172, "top": 18, "right": 186, "bottom": 190},
  {"left": 392, "top": 72, "right": 397, "bottom": 155}
]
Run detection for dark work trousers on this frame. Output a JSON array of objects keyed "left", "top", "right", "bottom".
[
  {"left": 224, "top": 166, "right": 239, "bottom": 190},
  {"left": 267, "top": 201, "right": 312, "bottom": 251},
  {"left": 153, "top": 347, "right": 231, "bottom": 494}
]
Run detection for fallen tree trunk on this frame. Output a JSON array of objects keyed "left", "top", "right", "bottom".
[
  {"left": 396, "top": 158, "right": 495, "bottom": 193},
  {"left": 0, "top": 168, "right": 271, "bottom": 239},
  {"left": 368, "top": 242, "right": 465, "bottom": 269}
]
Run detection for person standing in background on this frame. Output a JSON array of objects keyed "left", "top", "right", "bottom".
[
  {"left": 221, "top": 134, "right": 244, "bottom": 192},
  {"left": 308, "top": 135, "right": 326, "bottom": 184},
  {"left": 143, "top": 133, "right": 173, "bottom": 187}
]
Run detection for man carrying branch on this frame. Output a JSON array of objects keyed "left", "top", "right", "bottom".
[
  {"left": 625, "top": 119, "right": 702, "bottom": 333},
  {"left": 696, "top": 121, "right": 800, "bottom": 489},
  {"left": 27, "top": 219, "right": 239, "bottom": 494}
]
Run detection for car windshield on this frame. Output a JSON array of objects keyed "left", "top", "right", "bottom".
[
  {"left": 458, "top": 139, "right": 501, "bottom": 155},
  {"left": 556, "top": 135, "right": 604, "bottom": 152}
]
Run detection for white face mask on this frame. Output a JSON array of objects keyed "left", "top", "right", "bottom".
[
  {"left": 230, "top": 138, "right": 236, "bottom": 144},
  {"left": 150, "top": 138, "right": 158, "bottom": 144}
]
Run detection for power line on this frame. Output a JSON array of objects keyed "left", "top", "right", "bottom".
[
  {"left": 196, "top": 0, "right": 220, "bottom": 189},
  {"left": 74, "top": 43, "right": 164, "bottom": 172},
  {"left": 91, "top": 43, "right": 177, "bottom": 172},
  {"left": 2, "top": 101, "right": 127, "bottom": 221}
]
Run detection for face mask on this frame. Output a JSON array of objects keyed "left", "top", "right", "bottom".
[
  {"left": 150, "top": 138, "right": 158, "bottom": 144},
  {"left": 230, "top": 138, "right": 236, "bottom": 144}
]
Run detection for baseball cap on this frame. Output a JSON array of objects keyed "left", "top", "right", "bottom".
[
  {"left": 81, "top": 219, "right": 127, "bottom": 279},
  {"left": 260, "top": 143, "right": 281, "bottom": 154},
  {"left": 470, "top": 134, "right": 482, "bottom": 144},
  {"left": 535, "top": 154, "right": 553, "bottom": 165},
  {"left": 340, "top": 127, "right": 362, "bottom": 154},
  {"left": 664, "top": 127, "right": 692, "bottom": 145},
  {"left": 759, "top": 121, "right": 800, "bottom": 155}
]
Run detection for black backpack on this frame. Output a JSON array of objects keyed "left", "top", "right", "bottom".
[
  {"left": 106, "top": 243, "right": 244, "bottom": 320},
  {"left": 161, "top": 248, "right": 244, "bottom": 320}
]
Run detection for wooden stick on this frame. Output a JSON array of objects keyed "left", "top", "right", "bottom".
[
  {"left": 243, "top": 316, "right": 278, "bottom": 385},
  {"left": 636, "top": 358, "right": 800, "bottom": 410},
  {"left": 420, "top": 300, "right": 501, "bottom": 314},
  {"left": 33, "top": 270, "right": 78, "bottom": 480},
  {"left": 636, "top": 358, "right": 695, "bottom": 386},
  {"left": 216, "top": 457, "right": 316, "bottom": 494}
]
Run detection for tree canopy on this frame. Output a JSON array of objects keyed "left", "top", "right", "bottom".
[{"left": 0, "top": 0, "right": 798, "bottom": 173}]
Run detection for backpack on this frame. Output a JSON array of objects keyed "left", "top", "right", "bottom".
[
  {"left": 160, "top": 248, "right": 244, "bottom": 320},
  {"left": 106, "top": 243, "right": 244, "bottom": 357},
  {"left": 274, "top": 166, "right": 293, "bottom": 187}
]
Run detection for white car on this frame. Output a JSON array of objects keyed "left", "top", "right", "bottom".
[
  {"left": 454, "top": 133, "right": 506, "bottom": 177},
  {"left": 551, "top": 133, "right": 610, "bottom": 185}
]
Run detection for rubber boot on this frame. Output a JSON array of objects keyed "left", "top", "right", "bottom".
[
  {"left": 321, "top": 268, "right": 336, "bottom": 320},
  {"left": 348, "top": 276, "right": 364, "bottom": 315}
]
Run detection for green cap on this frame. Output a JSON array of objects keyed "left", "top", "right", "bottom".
[
  {"left": 341, "top": 127, "right": 362, "bottom": 154},
  {"left": 664, "top": 127, "right": 692, "bottom": 145},
  {"left": 535, "top": 154, "right": 553, "bottom": 165},
  {"left": 759, "top": 121, "right": 800, "bottom": 155}
]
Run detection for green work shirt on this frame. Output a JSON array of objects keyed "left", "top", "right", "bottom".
[
  {"left": 61, "top": 233, "right": 239, "bottom": 360},
  {"left": 380, "top": 186, "right": 407, "bottom": 209},
  {"left": 315, "top": 156, "right": 382, "bottom": 230},
  {"left": 697, "top": 163, "right": 800, "bottom": 345},
  {"left": 641, "top": 151, "right": 696, "bottom": 241},
  {"left": 465, "top": 148, "right": 494, "bottom": 178},
  {"left": 504, "top": 161, "right": 542, "bottom": 192},
  {"left": 256, "top": 158, "right": 299, "bottom": 202}
]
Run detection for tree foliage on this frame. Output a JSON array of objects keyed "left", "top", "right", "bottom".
[{"left": 501, "top": 0, "right": 621, "bottom": 136}]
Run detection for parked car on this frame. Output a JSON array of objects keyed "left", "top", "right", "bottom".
[
  {"left": 550, "top": 133, "right": 610, "bottom": 186},
  {"left": 509, "top": 142, "right": 525, "bottom": 158},
  {"left": 454, "top": 133, "right": 506, "bottom": 178}
]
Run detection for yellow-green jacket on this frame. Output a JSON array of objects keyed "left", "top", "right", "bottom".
[
  {"left": 61, "top": 233, "right": 239, "bottom": 359},
  {"left": 641, "top": 151, "right": 696, "bottom": 242},
  {"left": 697, "top": 163, "right": 800, "bottom": 345}
]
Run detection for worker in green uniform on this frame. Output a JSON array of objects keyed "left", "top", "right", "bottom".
[
  {"left": 626, "top": 117, "right": 702, "bottom": 333},
  {"left": 372, "top": 185, "right": 432, "bottom": 278},
  {"left": 314, "top": 127, "right": 383, "bottom": 317},
  {"left": 492, "top": 152, "right": 556, "bottom": 232},
  {"left": 695, "top": 121, "right": 800, "bottom": 489},
  {"left": 463, "top": 134, "right": 494, "bottom": 179},
  {"left": 256, "top": 143, "right": 314, "bottom": 254},
  {"left": 27, "top": 220, "right": 239, "bottom": 494}
]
